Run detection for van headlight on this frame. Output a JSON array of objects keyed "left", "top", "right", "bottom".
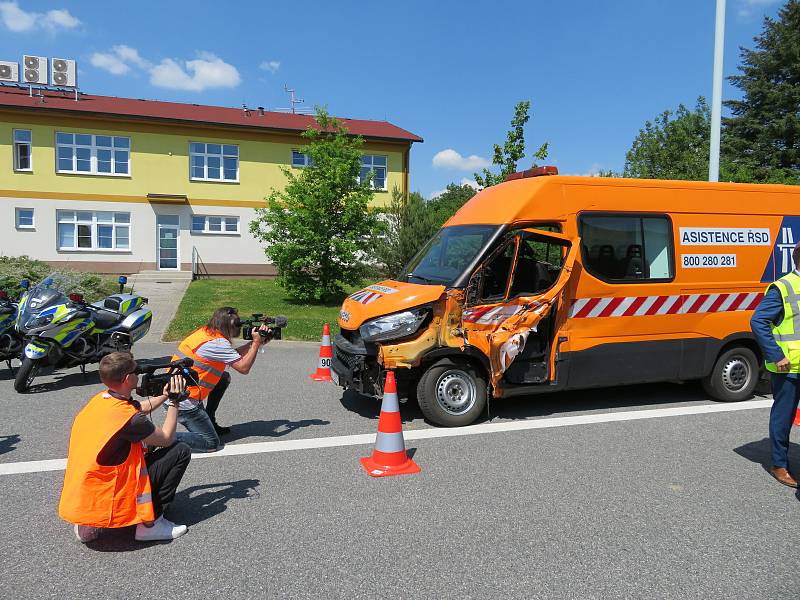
[{"left": 359, "top": 308, "right": 429, "bottom": 342}]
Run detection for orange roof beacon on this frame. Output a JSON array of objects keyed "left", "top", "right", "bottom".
[{"left": 334, "top": 167, "right": 800, "bottom": 426}]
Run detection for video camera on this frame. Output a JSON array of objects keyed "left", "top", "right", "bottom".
[
  {"left": 135, "top": 357, "right": 200, "bottom": 398},
  {"left": 240, "top": 314, "right": 288, "bottom": 341}
]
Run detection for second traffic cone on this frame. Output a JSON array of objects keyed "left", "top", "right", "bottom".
[
  {"left": 794, "top": 409, "right": 800, "bottom": 428},
  {"left": 360, "top": 371, "right": 420, "bottom": 477},
  {"left": 309, "top": 323, "right": 334, "bottom": 382}
]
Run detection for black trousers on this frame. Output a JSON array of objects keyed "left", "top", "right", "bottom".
[
  {"left": 204, "top": 371, "right": 231, "bottom": 423},
  {"left": 145, "top": 442, "right": 191, "bottom": 518}
]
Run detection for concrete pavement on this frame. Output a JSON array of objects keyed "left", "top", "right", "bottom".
[{"left": 0, "top": 341, "right": 798, "bottom": 599}]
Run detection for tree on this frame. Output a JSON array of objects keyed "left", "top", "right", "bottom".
[
  {"left": 374, "top": 187, "right": 437, "bottom": 278},
  {"left": 249, "top": 109, "right": 380, "bottom": 302},
  {"left": 474, "top": 101, "right": 549, "bottom": 188},
  {"left": 427, "top": 183, "right": 476, "bottom": 226},
  {"left": 623, "top": 98, "right": 712, "bottom": 180},
  {"left": 724, "top": 0, "right": 800, "bottom": 184}
]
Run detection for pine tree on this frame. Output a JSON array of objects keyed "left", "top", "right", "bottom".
[{"left": 724, "top": 0, "right": 800, "bottom": 184}]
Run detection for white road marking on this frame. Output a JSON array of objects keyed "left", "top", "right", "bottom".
[{"left": 0, "top": 399, "right": 773, "bottom": 476}]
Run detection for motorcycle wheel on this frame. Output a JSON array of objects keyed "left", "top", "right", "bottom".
[{"left": 14, "top": 358, "right": 40, "bottom": 393}]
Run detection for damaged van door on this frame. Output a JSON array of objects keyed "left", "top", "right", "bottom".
[{"left": 462, "top": 229, "right": 578, "bottom": 392}]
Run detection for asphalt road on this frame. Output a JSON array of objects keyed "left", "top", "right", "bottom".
[{"left": 0, "top": 341, "right": 798, "bottom": 599}]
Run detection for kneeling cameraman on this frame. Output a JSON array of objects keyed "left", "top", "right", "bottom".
[
  {"left": 172, "top": 306, "right": 270, "bottom": 452},
  {"left": 59, "top": 351, "right": 191, "bottom": 543}
]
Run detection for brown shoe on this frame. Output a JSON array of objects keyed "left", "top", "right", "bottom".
[{"left": 769, "top": 467, "right": 799, "bottom": 488}]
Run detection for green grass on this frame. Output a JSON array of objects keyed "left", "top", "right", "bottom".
[{"left": 164, "top": 279, "right": 358, "bottom": 342}]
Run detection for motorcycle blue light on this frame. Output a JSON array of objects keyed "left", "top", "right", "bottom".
[
  {"left": 19, "top": 279, "right": 29, "bottom": 290},
  {"left": 118, "top": 276, "right": 128, "bottom": 285}
]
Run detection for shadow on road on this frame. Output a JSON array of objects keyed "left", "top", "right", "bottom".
[
  {"left": 224, "top": 419, "right": 330, "bottom": 443},
  {"left": 339, "top": 388, "right": 424, "bottom": 424},
  {"left": 0, "top": 434, "right": 20, "bottom": 455},
  {"left": 339, "top": 380, "right": 726, "bottom": 425},
  {"left": 733, "top": 437, "right": 800, "bottom": 475},
  {"left": 88, "top": 479, "right": 261, "bottom": 552},
  {"left": 171, "top": 479, "right": 261, "bottom": 526},
  {"left": 27, "top": 370, "right": 101, "bottom": 393}
]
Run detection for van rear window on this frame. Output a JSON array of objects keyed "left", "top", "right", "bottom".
[{"left": 579, "top": 215, "right": 673, "bottom": 282}]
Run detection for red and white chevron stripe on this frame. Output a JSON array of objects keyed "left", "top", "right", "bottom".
[{"left": 568, "top": 292, "right": 763, "bottom": 319}]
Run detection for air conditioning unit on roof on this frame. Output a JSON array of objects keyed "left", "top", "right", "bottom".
[
  {"left": 22, "top": 55, "right": 48, "bottom": 85},
  {"left": 51, "top": 58, "right": 76, "bottom": 87},
  {"left": 0, "top": 61, "right": 19, "bottom": 83}
]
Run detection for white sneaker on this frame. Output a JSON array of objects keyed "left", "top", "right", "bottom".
[
  {"left": 134, "top": 516, "right": 188, "bottom": 542},
  {"left": 74, "top": 524, "right": 101, "bottom": 543}
]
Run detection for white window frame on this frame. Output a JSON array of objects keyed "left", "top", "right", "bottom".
[
  {"left": 189, "top": 142, "right": 239, "bottom": 182},
  {"left": 291, "top": 149, "right": 312, "bottom": 168},
  {"left": 15, "top": 207, "right": 35, "bottom": 229},
  {"left": 56, "top": 210, "right": 132, "bottom": 252},
  {"left": 359, "top": 154, "right": 388, "bottom": 191},
  {"left": 55, "top": 132, "right": 131, "bottom": 177},
  {"left": 13, "top": 129, "right": 32, "bottom": 172},
  {"left": 190, "top": 214, "right": 240, "bottom": 235}
]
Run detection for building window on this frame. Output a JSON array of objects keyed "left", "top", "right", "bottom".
[
  {"left": 15, "top": 208, "right": 34, "bottom": 229},
  {"left": 191, "top": 215, "right": 240, "bottom": 234},
  {"left": 579, "top": 214, "right": 673, "bottom": 281},
  {"left": 292, "top": 150, "right": 312, "bottom": 168},
  {"left": 57, "top": 211, "right": 131, "bottom": 251},
  {"left": 359, "top": 155, "right": 387, "bottom": 190},
  {"left": 190, "top": 142, "right": 239, "bottom": 182},
  {"left": 56, "top": 133, "right": 130, "bottom": 176},
  {"left": 13, "top": 129, "right": 32, "bottom": 171}
]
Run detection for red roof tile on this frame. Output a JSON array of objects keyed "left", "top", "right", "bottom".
[{"left": 0, "top": 87, "right": 423, "bottom": 143}]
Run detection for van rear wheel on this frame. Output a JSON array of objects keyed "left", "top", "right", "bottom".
[
  {"left": 417, "top": 359, "right": 487, "bottom": 427},
  {"left": 702, "top": 347, "right": 758, "bottom": 402}
]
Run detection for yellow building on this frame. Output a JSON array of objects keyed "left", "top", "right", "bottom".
[{"left": 0, "top": 87, "right": 422, "bottom": 276}]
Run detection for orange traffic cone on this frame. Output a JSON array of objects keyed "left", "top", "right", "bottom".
[
  {"left": 360, "top": 371, "right": 421, "bottom": 477},
  {"left": 794, "top": 409, "right": 800, "bottom": 428},
  {"left": 309, "top": 323, "right": 334, "bottom": 382}
]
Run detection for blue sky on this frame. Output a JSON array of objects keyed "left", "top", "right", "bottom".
[{"left": 0, "top": 0, "right": 788, "bottom": 198}]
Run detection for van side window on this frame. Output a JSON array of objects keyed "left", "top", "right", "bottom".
[
  {"left": 580, "top": 215, "right": 673, "bottom": 281},
  {"left": 508, "top": 236, "right": 564, "bottom": 297}
]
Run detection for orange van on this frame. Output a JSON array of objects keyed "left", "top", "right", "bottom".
[{"left": 333, "top": 167, "right": 800, "bottom": 426}]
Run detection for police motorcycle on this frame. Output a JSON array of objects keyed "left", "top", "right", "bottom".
[
  {"left": 0, "top": 281, "right": 27, "bottom": 370},
  {"left": 14, "top": 274, "right": 152, "bottom": 393}
]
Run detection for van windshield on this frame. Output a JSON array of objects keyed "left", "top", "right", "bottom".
[{"left": 404, "top": 225, "right": 499, "bottom": 286}]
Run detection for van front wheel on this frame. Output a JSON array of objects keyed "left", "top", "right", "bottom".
[
  {"left": 417, "top": 359, "right": 487, "bottom": 427},
  {"left": 702, "top": 347, "right": 758, "bottom": 402}
]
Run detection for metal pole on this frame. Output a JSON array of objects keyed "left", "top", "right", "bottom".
[{"left": 709, "top": 0, "right": 726, "bottom": 182}]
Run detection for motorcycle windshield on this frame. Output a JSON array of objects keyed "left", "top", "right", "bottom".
[{"left": 18, "top": 274, "right": 70, "bottom": 326}]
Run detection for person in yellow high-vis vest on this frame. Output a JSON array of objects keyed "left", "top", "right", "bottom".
[{"left": 751, "top": 243, "right": 800, "bottom": 488}]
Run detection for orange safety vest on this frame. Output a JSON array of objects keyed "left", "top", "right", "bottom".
[
  {"left": 58, "top": 391, "right": 155, "bottom": 528},
  {"left": 172, "top": 327, "right": 228, "bottom": 401}
]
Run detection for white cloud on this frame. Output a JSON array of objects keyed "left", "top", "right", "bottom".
[
  {"left": 91, "top": 46, "right": 241, "bottom": 92},
  {"left": 0, "top": 2, "right": 81, "bottom": 32},
  {"left": 90, "top": 51, "right": 130, "bottom": 75},
  {"left": 113, "top": 45, "right": 150, "bottom": 69},
  {"left": 737, "top": 0, "right": 781, "bottom": 18},
  {"left": 150, "top": 53, "right": 241, "bottom": 91},
  {"left": 259, "top": 60, "right": 280, "bottom": 73},
  {"left": 432, "top": 148, "right": 491, "bottom": 171}
]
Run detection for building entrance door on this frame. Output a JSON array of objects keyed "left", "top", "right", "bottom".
[{"left": 157, "top": 215, "right": 180, "bottom": 270}]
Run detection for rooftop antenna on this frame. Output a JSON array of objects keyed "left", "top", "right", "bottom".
[{"left": 284, "top": 85, "right": 304, "bottom": 114}]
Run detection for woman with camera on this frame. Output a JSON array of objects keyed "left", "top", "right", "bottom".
[
  {"left": 171, "top": 306, "right": 270, "bottom": 452},
  {"left": 59, "top": 351, "right": 191, "bottom": 543}
]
